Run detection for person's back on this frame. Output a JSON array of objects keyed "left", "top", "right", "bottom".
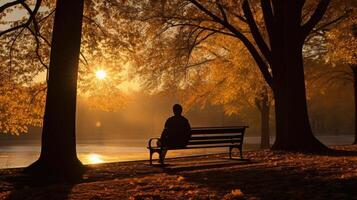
[{"left": 160, "top": 104, "right": 191, "bottom": 148}]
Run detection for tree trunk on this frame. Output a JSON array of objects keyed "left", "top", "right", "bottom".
[
  {"left": 25, "top": 0, "right": 85, "bottom": 180},
  {"left": 257, "top": 89, "right": 270, "bottom": 149},
  {"left": 271, "top": 42, "right": 327, "bottom": 151},
  {"left": 352, "top": 65, "right": 357, "bottom": 144},
  {"left": 270, "top": 3, "right": 327, "bottom": 151}
]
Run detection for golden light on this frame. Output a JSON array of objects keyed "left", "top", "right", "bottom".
[
  {"left": 95, "top": 121, "right": 101, "bottom": 128},
  {"left": 95, "top": 69, "right": 107, "bottom": 80},
  {"left": 87, "top": 153, "right": 104, "bottom": 164}
]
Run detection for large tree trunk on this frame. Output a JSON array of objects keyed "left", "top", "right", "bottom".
[
  {"left": 25, "top": 0, "right": 85, "bottom": 180},
  {"left": 270, "top": 3, "right": 327, "bottom": 151},
  {"left": 352, "top": 65, "right": 357, "bottom": 145},
  {"left": 270, "top": 41, "right": 327, "bottom": 151}
]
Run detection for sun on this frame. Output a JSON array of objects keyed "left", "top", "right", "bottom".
[{"left": 95, "top": 69, "right": 107, "bottom": 80}]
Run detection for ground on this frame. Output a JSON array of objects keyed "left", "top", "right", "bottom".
[{"left": 0, "top": 145, "right": 357, "bottom": 200}]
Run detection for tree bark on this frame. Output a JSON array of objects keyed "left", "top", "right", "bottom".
[
  {"left": 269, "top": 2, "right": 328, "bottom": 151},
  {"left": 260, "top": 92, "right": 270, "bottom": 149},
  {"left": 25, "top": 0, "right": 85, "bottom": 180},
  {"left": 270, "top": 37, "right": 327, "bottom": 151}
]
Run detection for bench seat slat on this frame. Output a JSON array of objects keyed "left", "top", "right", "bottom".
[
  {"left": 190, "top": 135, "right": 242, "bottom": 140},
  {"left": 150, "top": 144, "right": 241, "bottom": 150},
  {"left": 190, "top": 129, "right": 245, "bottom": 135},
  {"left": 188, "top": 139, "right": 241, "bottom": 145},
  {"left": 191, "top": 126, "right": 247, "bottom": 130}
]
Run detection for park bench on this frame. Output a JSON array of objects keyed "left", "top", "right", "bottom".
[{"left": 147, "top": 126, "right": 248, "bottom": 165}]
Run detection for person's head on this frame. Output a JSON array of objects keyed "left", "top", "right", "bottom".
[{"left": 173, "top": 104, "right": 183, "bottom": 116}]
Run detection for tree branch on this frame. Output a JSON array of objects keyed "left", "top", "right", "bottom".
[
  {"left": 0, "top": 0, "right": 24, "bottom": 13},
  {"left": 243, "top": 0, "right": 272, "bottom": 65},
  {"left": 0, "top": 0, "right": 42, "bottom": 38},
  {"left": 188, "top": 0, "right": 273, "bottom": 88},
  {"left": 216, "top": 1, "right": 228, "bottom": 22},
  {"left": 260, "top": 0, "right": 275, "bottom": 40},
  {"left": 301, "top": 0, "right": 331, "bottom": 38}
]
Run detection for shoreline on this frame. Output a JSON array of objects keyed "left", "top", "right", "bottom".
[{"left": 1, "top": 145, "right": 357, "bottom": 199}]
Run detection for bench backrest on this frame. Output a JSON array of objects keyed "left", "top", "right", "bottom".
[{"left": 185, "top": 126, "right": 248, "bottom": 148}]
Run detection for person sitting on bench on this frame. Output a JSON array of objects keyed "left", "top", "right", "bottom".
[{"left": 159, "top": 104, "right": 191, "bottom": 163}]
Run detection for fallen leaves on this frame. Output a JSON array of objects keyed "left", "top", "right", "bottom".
[{"left": 1, "top": 145, "right": 357, "bottom": 199}]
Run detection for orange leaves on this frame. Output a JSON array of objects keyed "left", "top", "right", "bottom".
[
  {"left": 0, "top": 83, "right": 45, "bottom": 135},
  {"left": 325, "top": 8, "right": 357, "bottom": 66}
]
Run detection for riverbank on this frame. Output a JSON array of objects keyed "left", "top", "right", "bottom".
[
  {"left": 0, "top": 145, "right": 356, "bottom": 200},
  {"left": 0, "top": 135, "right": 354, "bottom": 169}
]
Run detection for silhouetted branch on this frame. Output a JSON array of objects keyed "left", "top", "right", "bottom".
[
  {"left": 0, "top": 0, "right": 42, "bottom": 38},
  {"left": 8, "top": 28, "right": 26, "bottom": 80},
  {"left": 83, "top": 15, "right": 107, "bottom": 36},
  {"left": 188, "top": 0, "right": 273, "bottom": 88},
  {"left": 312, "top": 11, "right": 350, "bottom": 33},
  {"left": 216, "top": 1, "right": 228, "bottom": 23},
  {"left": 242, "top": 0, "right": 272, "bottom": 65},
  {"left": 301, "top": 0, "right": 331, "bottom": 38},
  {"left": 260, "top": 0, "right": 274, "bottom": 40},
  {"left": 164, "top": 21, "right": 236, "bottom": 38},
  {"left": 0, "top": 0, "right": 24, "bottom": 13},
  {"left": 21, "top": 1, "right": 48, "bottom": 70},
  {"left": 30, "top": 84, "right": 47, "bottom": 105}
]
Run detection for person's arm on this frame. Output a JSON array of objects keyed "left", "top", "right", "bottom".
[
  {"left": 161, "top": 119, "right": 169, "bottom": 139},
  {"left": 185, "top": 119, "right": 191, "bottom": 138}
]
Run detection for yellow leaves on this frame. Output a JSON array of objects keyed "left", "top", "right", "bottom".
[
  {"left": 176, "top": 34, "right": 272, "bottom": 115},
  {"left": 177, "top": 176, "right": 185, "bottom": 182},
  {"left": 231, "top": 189, "right": 244, "bottom": 197},
  {"left": 0, "top": 83, "right": 45, "bottom": 135},
  {"left": 223, "top": 188, "right": 245, "bottom": 200},
  {"left": 325, "top": 9, "right": 357, "bottom": 66}
]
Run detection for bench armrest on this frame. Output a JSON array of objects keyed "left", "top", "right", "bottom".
[{"left": 148, "top": 137, "right": 160, "bottom": 149}]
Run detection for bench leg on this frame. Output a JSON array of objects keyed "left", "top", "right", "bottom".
[
  {"left": 239, "top": 146, "right": 243, "bottom": 159},
  {"left": 229, "top": 146, "right": 243, "bottom": 159},
  {"left": 229, "top": 146, "right": 233, "bottom": 159}
]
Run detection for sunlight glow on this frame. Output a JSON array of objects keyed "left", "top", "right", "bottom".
[
  {"left": 95, "top": 121, "right": 101, "bottom": 128},
  {"left": 87, "top": 153, "right": 104, "bottom": 164},
  {"left": 95, "top": 70, "right": 107, "bottom": 80}
]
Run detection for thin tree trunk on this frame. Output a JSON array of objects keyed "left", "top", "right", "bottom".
[
  {"left": 352, "top": 65, "right": 357, "bottom": 144},
  {"left": 260, "top": 100, "right": 270, "bottom": 149},
  {"left": 25, "top": 0, "right": 85, "bottom": 180},
  {"left": 256, "top": 89, "right": 270, "bottom": 149}
]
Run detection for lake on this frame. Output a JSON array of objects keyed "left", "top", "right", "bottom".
[{"left": 0, "top": 135, "right": 354, "bottom": 169}]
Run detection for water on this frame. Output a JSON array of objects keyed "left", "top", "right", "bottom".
[{"left": 0, "top": 135, "right": 354, "bottom": 169}]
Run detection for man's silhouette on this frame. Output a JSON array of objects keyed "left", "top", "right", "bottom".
[{"left": 159, "top": 104, "right": 191, "bottom": 162}]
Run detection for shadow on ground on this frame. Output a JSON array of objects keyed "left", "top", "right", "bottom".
[
  {"left": 180, "top": 166, "right": 357, "bottom": 200},
  {"left": 1, "top": 172, "right": 75, "bottom": 200},
  {"left": 1, "top": 146, "right": 357, "bottom": 200}
]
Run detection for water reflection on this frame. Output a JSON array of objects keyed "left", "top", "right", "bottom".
[
  {"left": 0, "top": 135, "right": 354, "bottom": 169},
  {"left": 86, "top": 153, "right": 104, "bottom": 164}
]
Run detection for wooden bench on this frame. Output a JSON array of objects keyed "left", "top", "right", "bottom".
[{"left": 147, "top": 126, "right": 248, "bottom": 165}]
